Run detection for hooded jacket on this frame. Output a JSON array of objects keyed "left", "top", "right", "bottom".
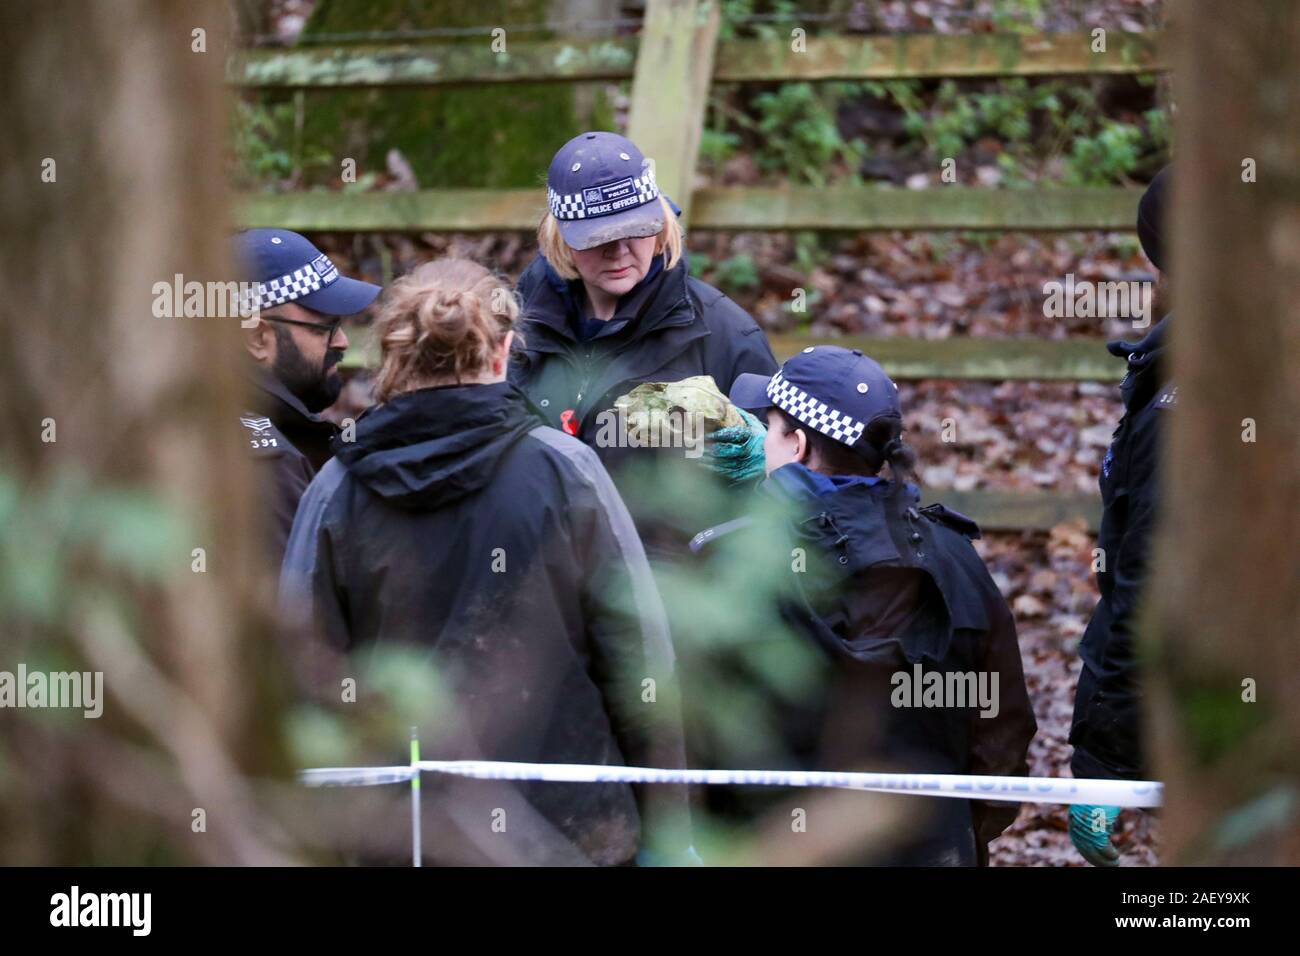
[
  {"left": 692, "top": 464, "right": 1036, "bottom": 865},
  {"left": 1071, "top": 316, "right": 1172, "bottom": 781},
  {"left": 279, "top": 381, "right": 689, "bottom": 865}
]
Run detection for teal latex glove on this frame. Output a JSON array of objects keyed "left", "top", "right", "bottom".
[
  {"left": 1069, "top": 803, "right": 1122, "bottom": 867},
  {"left": 705, "top": 407, "right": 767, "bottom": 484}
]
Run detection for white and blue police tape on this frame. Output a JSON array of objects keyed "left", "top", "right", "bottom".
[
  {"left": 301, "top": 766, "right": 416, "bottom": 788},
  {"left": 299, "top": 760, "right": 1162, "bottom": 808}
]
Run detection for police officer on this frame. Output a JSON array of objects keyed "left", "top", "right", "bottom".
[
  {"left": 234, "top": 228, "right": 380, "bottom": 561},
  {"left": 1068, "top": 166, "right": 1172, "bottom": 865},
  {"left": 691, "top": 346, "right": 1036, "bottom": 865},
  {"left": 510, "top": 132, "right": 777, "bottom": 550}
]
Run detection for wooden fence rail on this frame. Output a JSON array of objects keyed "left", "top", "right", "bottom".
[
  {"left": 240, "top": 185, "right": 1145, "bottom": 233},
  {"left": 228, "top": 30, "right": 1164, "bottom": 88}
]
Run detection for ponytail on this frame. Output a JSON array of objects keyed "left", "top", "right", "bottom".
[
  {"left": 778, "top": 409, "right": 918, "bottom": 485},
  {"left": 859, "top": 417, "right": 917, "bottom": 495},
  {"left": 880, "top": 434, "right": 918, "bottom": 497}
]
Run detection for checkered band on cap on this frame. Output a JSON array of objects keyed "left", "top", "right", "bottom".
[
  {"left": 241, "top": 258, "right": 338, "bottom": 312},
  {"left": 766, "top": 369, "right": 867, "bottom": 446},
  {"left": 548, "top": 187, "right": 588, "bottom": 221},
  {"left": 547, "top": 165, "right": 660, "bottom": 221},
  {"left": 632, "top": 166, "right": 659, "bottom": 204}
]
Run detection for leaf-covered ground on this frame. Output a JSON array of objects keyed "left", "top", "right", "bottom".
[{"left": 979, "top": 527, "right": 1160, "bottom": 866}]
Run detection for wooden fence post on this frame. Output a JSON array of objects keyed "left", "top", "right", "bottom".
[
  {"left": 627, "top": 0, "right": 720, "bottom": 225},
  {"left": 1149, "top": 0, "right": 1300, "bottom": 864}
]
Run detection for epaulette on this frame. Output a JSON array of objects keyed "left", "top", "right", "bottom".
[
  {"left": 239, "top": 413, "right": 285, "bottom": 458},
  {"left": 918, "top": 503, "right": 982, "bottom": 540}
]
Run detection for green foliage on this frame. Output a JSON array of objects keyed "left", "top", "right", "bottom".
[
  {"left": 955, "top": 230, "right": 1000, "bottom": 253},
  {"left": 713, "top": 253, "right": 760, "bottom": 294},
  {"left": 886, "top": 78, "right": 1055, "bottom": 167},
  {"left": 358, "top": 644, "right": 451, "bottom": 731},
  {"left": 0, "top": 471, "right": 193, "bottom": 627},
  {"left": 1181, "top": 682, "right": 1271, "bottom": 769},
  {"left": 792, "top": 231, "right": 827, "bottom": 274},
  {"left": 1112, "top": 234, "right": 1143, "bottom": 259},
  {"left": 230, "top": 97, "right": 333, "bottom": 190},
  {"left": 719, "top": 0, "right": 801, "bottom": 41},
  {"left": 284, "top": 643, "right": 451, "bottom": 772},
  {"left": 1141, "top": 105, "right": 1172, "bottom": 156},
  {"left": 699, "top": 127, "right": 741, "bottom": 168},
  {"left": 285, "top": 707, "right": 355, "bottom": 770},
  {"left": 750, "top": 83, "right": 864, "bottom": 186},
  {"left": 857, "top": 77, "right": 1168, "bottom": 186},
  {"left": 1063, "top": 119, "right": 1144, "bottom": 185},
  {"left": 230, "top": 99, "right": 296, "bottom": 187},
  {"left": 688, "top": 252, "right": 714, "bottom": 278},
  {"left": 340, "top": 170, "right": 382, "bottom": 194},
  {"left": 990, "top": 0, "right": 1046, "bottom": 33},
  {"left": 614, "top": 461, "right": 829, "bottom": 778}
]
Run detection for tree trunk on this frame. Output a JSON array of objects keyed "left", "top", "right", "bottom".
[
  {"left": 0, "top": 0, "right": 296, "bottom": 864},
  {"left": 1149, "top": 0, "right": 1300, "bottom": 865}
]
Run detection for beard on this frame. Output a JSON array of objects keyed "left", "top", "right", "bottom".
[{"left": 271, "top": 325, "right": 344, "bottom": 414}]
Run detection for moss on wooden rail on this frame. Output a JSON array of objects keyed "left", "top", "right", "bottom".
[
  {"left": 921, "top": 488, "right": 1101, "bottom": 533},
  {"left": 715, "top": 30, "right": 1164, "bottom": 81},
  {"left": 228, "top": 31, "right": 1164, "bottom": 88},
  {"left": 242, "top": 189, "right": 547, "bottom": 230},
  {"left": 229, "top": 39, "right": 637, "bottom": 88},
  {"left": 769, "top": 336, "right": 1123, "bottom": 381},
  {"left": 240, "top": 186, "right": 1143, "bottom": 232},
  {"left": 694, "top": 186, "right": 1144, "bottom": 231}
]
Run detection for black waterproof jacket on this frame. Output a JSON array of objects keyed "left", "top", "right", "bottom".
[
  {"left": 1071, "top": 317, "right": 1172, "bottom": 781},
  {"left": 509, "top": 255, "right": 778, "bottom": 552},
  {"left": 509, "top": 255, "right": 777, "bottom": 455},
  {"left": 279, "top": 382, "right": 689, "bottom": 865},
  {"left": 240, "top": 371, "right": 338, "bottom": 564},
  {"left": 693, "top": 465, "right": 1036, "bottom": 865}
]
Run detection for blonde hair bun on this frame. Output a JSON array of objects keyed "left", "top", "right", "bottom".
[{"left": 373, "top": 259, "right": 519, "bottom": 401}]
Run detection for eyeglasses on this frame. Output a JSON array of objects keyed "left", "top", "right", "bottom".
[{"left": 261, "top": 314, "right": 344, "bottom": 339}]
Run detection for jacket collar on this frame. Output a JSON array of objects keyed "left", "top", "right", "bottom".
[
  {"left": 518, "top": 254, "right": 698, "bottom": 353},
  {"left": 762, "top": 463, "right": 918, "bottom": 571},
  {"left": 766, "top": 461, "right": 887, "bottom": 500},
  {"left": 1107, "top": 314, "right": 1171, "bottom": 409},
  {"left": 249, "top": 368, "right": 338, "bottom": 439},
  {"left": 1107, "top": 314, "right": 1170, "bottom": 371}
]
